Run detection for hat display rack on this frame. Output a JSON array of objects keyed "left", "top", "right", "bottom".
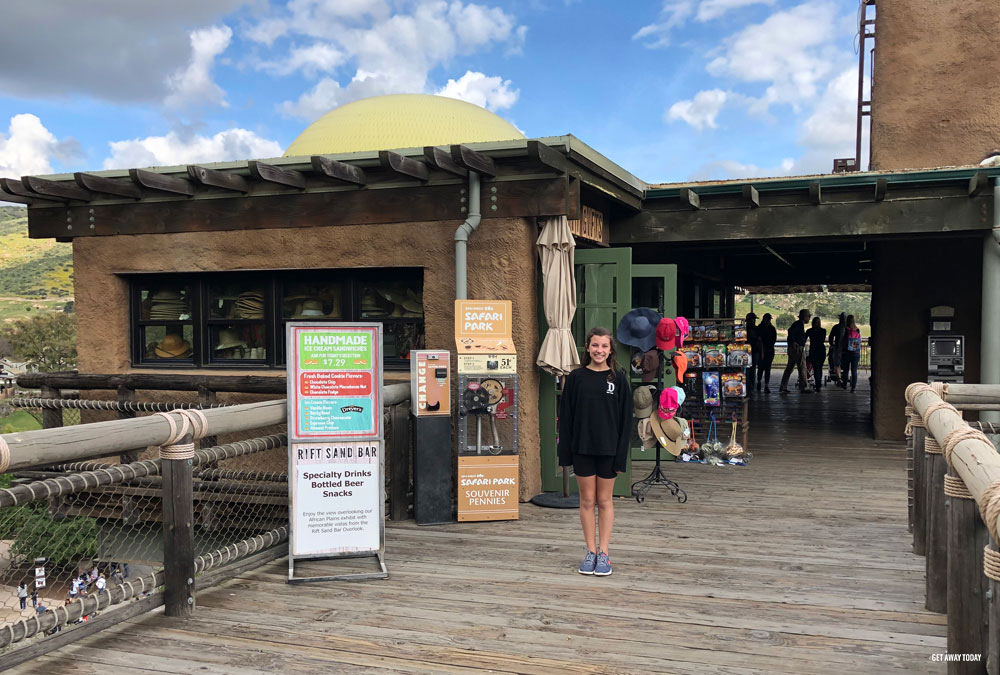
[
  {"left": 617, "top": 308, "right": 688, "bottom": 504},
  {"left": 677, "top": 317, "right": 751, "bottom": 462}
]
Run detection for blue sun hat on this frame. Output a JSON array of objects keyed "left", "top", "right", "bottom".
[{"left": 616, "top": 308, "right": 662, "bottom": 353}]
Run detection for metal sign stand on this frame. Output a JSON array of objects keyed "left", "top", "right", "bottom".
[{"left": 286, "top": 322, "right": 388, "bottom": 584}]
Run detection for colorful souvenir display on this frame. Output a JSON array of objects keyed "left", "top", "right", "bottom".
[
  {"left": 682, "top": 344, "right": 702, "bottom": 367},
  {"left": 721, "top": 372, "right": 747, "bottom": 398},
  {"left": 727, "top": 343, "right": 752, "bottom": 367},
  {"left": 703, "top": 344, "right": 726, "bottom": 368},
  {"left": 692, "top": 324, "right": 707, "bottom": 341},
  {"left": 702, "top": 371, "right": 720, "bottom": 406},
  {"left": 733, "top": 322, "right": 747, "bottom": 341},
  {"left": 704, "top": 324, "right": 719, "bottom": 341}
]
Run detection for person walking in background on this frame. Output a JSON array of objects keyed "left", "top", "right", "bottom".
[
  {"left": 558, "top": 326, "right": 631, "bottom": 577},
  {"left": 843, "top": 314, "right": 862, "bottom": 392},
  {"left": 806, "top": 317, "right": 827, "bottom": 391},
  {"left": 745, "top": 312, "right": 762, "bottom": 392},
  {"left": 829, "top": 313, "right": 846, "bottom": 386},
  {"left": 17, "top": 582, "right": 28, "bottom": 610},
  {"left": 780, "top": 309, "right": 812, "bottom": 394},
  {"left": 757, "top": 313, "right": 777, "bottom": 393}
]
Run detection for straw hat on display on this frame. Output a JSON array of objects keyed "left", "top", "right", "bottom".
[
  {"left": 215, "top": 328, "right": 246, "bottom": 351},
  {"left": 292, "top": 299, "right": 326, "bottom": 318},
  {"left": 648, "top": 414, "right": 688, "bottom": 456},
  {"left": 154, "top": 334, "right": 192, "bottom": 358},
  {"left": 148, "top": 289, "right": 189, "bottom": 321},
  {"left": 234, "top": 292, "right": 265, "bottom": 319}
]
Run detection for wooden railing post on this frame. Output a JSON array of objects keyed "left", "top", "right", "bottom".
[
  {"left": 389, "top": 401, "right": 411, "bottom": 521},
  {"left": 117, "top": 385, "right": 139, "bottom": 464},
  {"left": 925, "top": 439, "right": 949, "bottom": 612},
  {"left": 946, "top": 473, "right": 990, "bottom": 672},
  {"left": 162, "top": 431, "right": 196, "bottom": 617},
  {"left": 912, "top": 424, "right": 927, "bottom": 556},
  {"left": 40, "top": 385, "right": 62, "bottom": 429}
]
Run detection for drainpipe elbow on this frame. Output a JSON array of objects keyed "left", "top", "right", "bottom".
[{"left": 454, "top": 213, "right": 481, "bottom": 242}]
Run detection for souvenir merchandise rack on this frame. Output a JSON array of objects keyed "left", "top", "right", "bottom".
[{"left": 679, "top": 318, "right": 750, "bottom": 454}]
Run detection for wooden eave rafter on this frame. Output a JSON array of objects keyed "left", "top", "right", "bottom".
[
  {"left": 378, "top": 151, "right": 429, "bottom": 182},
  {"left": 249, "top": 161, "right": 306, "bottom": 190},
  {"left": 188, "top": 165, "right": 249, "bottom": 193},
  {"left": 23, "top": 175, "right": 92, "bottom": 202},
  {"left": 310, "top": 155, "right": 366, "bottom": 186},
  {"left": 74, "top": 172, "right": 142, "bottom": 200}
]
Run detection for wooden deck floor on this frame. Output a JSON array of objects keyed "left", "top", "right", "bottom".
[{"left": 19, "top": 371, "right": 947, "bottom": 674}]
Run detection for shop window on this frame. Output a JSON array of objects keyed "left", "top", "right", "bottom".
[{"left": 129, "top": 269, "right": 422, "bottom": 369}]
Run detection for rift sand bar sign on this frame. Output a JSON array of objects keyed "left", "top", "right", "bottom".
[
  {"left": 455, "top": 300, "right": 519, "bottom": 522},
  {"left": 286, "top": 323, "right": 387, "bottom": 582}
]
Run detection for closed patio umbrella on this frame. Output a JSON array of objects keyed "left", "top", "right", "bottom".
[{"left": 535, "top": 215, "right": 579, "bottom": 376}]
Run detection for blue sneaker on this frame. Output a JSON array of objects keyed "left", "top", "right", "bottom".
[
  {"left": 578, "top": 550, "right": 597, "bottom": 575},
  {"left": 594, "top": 549, "right": 612, "bottom": 576}
]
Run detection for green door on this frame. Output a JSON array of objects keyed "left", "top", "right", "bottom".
[
  {"left": 629, "top": 264, "right": 678, "bottom": 461},
  {"left": 539, "top": 247, "right": 633, "bottom": 496}
]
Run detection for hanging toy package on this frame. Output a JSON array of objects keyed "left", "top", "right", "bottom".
[
  {"left": 702, "top": 371, "right": 720, "bottom": 406},
  {"left": 702, "top": 413, "right": 725, "bottom": 464}
]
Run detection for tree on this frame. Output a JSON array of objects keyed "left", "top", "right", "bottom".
[
  {"left": 776, "top": 313, "right": 796, "bottom": 330},
  {"left": 1, "top": 312, "right": 77, "bottom": 372}
]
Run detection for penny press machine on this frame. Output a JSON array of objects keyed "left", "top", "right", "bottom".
[{"left": 455, "top": 300, "right": 519, "bottom": 522}]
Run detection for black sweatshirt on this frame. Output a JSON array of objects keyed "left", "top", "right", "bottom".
[{"left": 557, "top": 366, "right": 632, "bottom": 473}]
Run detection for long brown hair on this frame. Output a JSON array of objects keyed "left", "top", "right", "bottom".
[{"left": 582, "top": 326, "right": 620, "bottom": 381}]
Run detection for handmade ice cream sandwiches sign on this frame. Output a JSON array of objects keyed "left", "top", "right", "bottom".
[{"left": 286, "top": 323, "right": 386, "bottom": 583}]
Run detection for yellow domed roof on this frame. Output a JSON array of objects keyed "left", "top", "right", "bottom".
[{"left": 283, "top": 94, "right": 524, "bottom": 157}]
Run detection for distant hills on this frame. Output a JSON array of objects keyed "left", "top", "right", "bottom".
[{"left": 0, "top": 206, "right": 73, "bottom": 297}]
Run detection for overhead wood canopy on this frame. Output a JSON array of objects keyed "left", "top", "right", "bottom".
[{"left": 4, "top": 136, "right": 646, "bottom": 242}]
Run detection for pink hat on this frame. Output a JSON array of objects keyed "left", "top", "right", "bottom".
[
  {"left": 656, "top": 387, "right": 679, "bottom": 420},
  {"left": 655, "top": 318, "right": 677, "bottom": 351},
  {"left": 674, "top": 316, "right": 690, "bottom": 348}
]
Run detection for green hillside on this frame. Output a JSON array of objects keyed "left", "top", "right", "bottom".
[{"left": 0, "top": 206, "right": 74, "bottom": 323}]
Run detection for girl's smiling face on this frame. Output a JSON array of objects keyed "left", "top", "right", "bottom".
[{"left": 587, "top": 334, "right": 611, "bottom": 367}]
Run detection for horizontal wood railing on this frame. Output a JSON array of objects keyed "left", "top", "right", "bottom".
[{"left": 904, "top": 382, "right": 1000, "bottom": 674}]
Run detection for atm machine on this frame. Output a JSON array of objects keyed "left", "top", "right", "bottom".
[{"left": 927, "top": 306, "right": 964, "bottom": 384}]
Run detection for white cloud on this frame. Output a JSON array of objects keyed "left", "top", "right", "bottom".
[
  {"left": 667, "top": 89, "right": 728, "bottom": 130},
  {"left": 436, "top": 71, "right": 519, "bottom": 111},
  {"left": 260, "top": 43, "right": 345, "bottom": 77},
  {"left": 165, "top": 25, "right": 233, "bottom": 109},
  {"left": 634, "top": 0, "right": 773, "bottom": 48},
  {"left": 690, "top": 157, "right": 795, "bottom": 181},
  {"left": 256, "top": 1, "right": 524, "bottom": 120},
  {"left": 0, "top": 114, "right": 82, "bottom": 178},
  {"left": 705, "top": 1, "right": 846, "bottom": 111},
  {"left": 795, "top": 68, "right": 866, "bottom": 173},
  {"left": 103, "top": 128, "right": 283, "bottom": 169}
]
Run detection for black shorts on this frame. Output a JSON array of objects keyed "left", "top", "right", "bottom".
[{"left": 573, "top": 454, "right": 616, "bottom": 479}]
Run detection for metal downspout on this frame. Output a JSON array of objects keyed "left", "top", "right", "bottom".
[
  {"left": 454, "top": 171, "right": 481, "bottom": 300},
  {"left": 982, "top": 182, "right": 1000, "bottom": 424}
]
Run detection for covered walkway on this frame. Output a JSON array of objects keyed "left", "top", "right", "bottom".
[{"left": 21, "top": 373, "right": 945, "bottom": 674}]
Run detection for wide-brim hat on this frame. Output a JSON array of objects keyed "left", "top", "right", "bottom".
[
  {"left": 154, "top": 334, "right": 191, "bottom": 358},
  {"left": 291, "top": 299, "right": 326, "bottom": 318},
  {"left": 633, "top": 385, "right": 654, "bottom": 417},
  {"left": 215, "top": 328, "right": 246, "bottom": 350},
  {"left": 617, "top": 308, "right": 661, "bottom": 352},
  {"left": 648, "top": 414, "right": 686, "bottom": 456}
]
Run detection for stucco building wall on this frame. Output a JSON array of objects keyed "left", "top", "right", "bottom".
[
  {"left": 72, "top": 217, "right": 542, "bottom": 499},
  {"left": 870, "top": 1, "right": 1000, "bottom": 170},
  {"left": 869, "top": 237, "right": 982, "bottom": 439}
]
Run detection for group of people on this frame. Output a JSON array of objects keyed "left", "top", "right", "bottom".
[{"left": 743, "top": 310, "right": 863, "bottom": 394}]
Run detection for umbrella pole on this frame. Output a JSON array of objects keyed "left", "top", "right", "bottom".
[{"left": 530, "top": 463, "right": 580, "bottom": 509}]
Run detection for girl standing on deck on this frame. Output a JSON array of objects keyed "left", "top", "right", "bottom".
[{"left": 557, "top": 326, "right": 632, "bottom": 576}]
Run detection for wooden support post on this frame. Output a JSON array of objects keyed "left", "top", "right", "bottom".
[
  {"left": 40, "top": 385, "right": 62, "bottom": 430},
  {"left": 389, "top": 401, "right": 411, "bottom": 521},
  {"left": 987, "top": 540, "right": 999, "bottom": 675},
  {"left": 117, "top": 385, "right": 139, "bottom": 464},
  {"left": 948, "top": 487, "right": 991, "bottom": 675},
  {"left": 912, "top": 426, "right": 927, "bottom": 556},
  {"left": 925, "top": 451, "right": 948, "bottom": 612},
  {"left": 161, "top": 432, "right": 196, "bottom": 617},
  {"left": 197, "top": 386, "right": 219, "bottom": 451}
]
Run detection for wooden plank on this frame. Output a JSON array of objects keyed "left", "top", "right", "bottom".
[
  {"left": 968, "top": 171, "right": 989, "bottom": 197},
  {"left": 2, "top": 177, "right": 60, "bottom": 201},
  {"left": 74, "top": 172, "right": 142, "bottom": 200},
  {"left": 310, "top": 155, "right": 367, "bottom": 186},
  {"left": 874, "top": 178, "right": 888, "bottom": 202},
  {"left": 249, "top": 161, "right": 306, "bottom": 190},
  {"left": 117, "top": 385, "right": 139, "bottom": 464},
  {"left": 26, "top": 178, "right": 568, "bottom": 238},
  {"left": 680, "top": 187, "right": 700, "bottom": 209},
  {"left": 129, "top": 168, "right": 195, "bottom": 196},
  {"left": 23, "top": 175, "right": 92, "bottom": 202},
  {"left": 188, "top": 165, "right": 250, "bottom": 193},
  {"left": 923, "top": 452, "right": 947, "bottom": 613},
  {"left": 0, "top": 190, "right": 32, "bottom": 205},
  {"left": 389, "top": 400, "right": 410, "bottom": 521},
  {"left": 423, "top": 146, "right": 468, "bottom": 177},
  {"left": 450, "top": 144, "right": 496, "bottom": 177},
  {"left": 742, "top": 185, "right": 760, "bottom": 208},
  {"left": 809, "top": 182, "right": 822, "bottom": 205},
  {"left": 379, "top": 151, "right": 429, "bottom": 182},
  {"left": 162, "top": 434, "right": 196, "bottom": 617},
  {"left": 40, "top": 385, "right": 63, "bottom": 431},
  {"left": 527, "top": 140, "right": 567, "bottom": 174}
]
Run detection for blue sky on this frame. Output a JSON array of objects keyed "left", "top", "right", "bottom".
[{"left": 0, "top": 0, "right": 865, "bottom": 186}]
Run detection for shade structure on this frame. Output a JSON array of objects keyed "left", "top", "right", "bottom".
[{"left": 536, "top": 215, "right": 580, "bottom": 376}]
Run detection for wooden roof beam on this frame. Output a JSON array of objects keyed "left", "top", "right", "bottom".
[
  {"left": 1, "top": 177, "right": 59, "bottom": 203},
  {"left": 310, "top": 156, "right": 366, "bottom": 186},
  {"left": 968, "top": 171, "right": 989, "bottom": 197},
  {"left": 249, "top": 161, "right": 305, "bottom": 190},
  {"left": 379, "top": 151, "right": 429, "bottom": 182},
  {"left": 874, "top": 178, "right": 888, "bottom": 202},
  {"left": 742, "top": 185, "right": 760, "bottom": 208},
  {"left": 809, "top": 182, "right": 822, "bottom": 205},
  {"left": 188, "top": 165, "right": 249, "bottom": 193},
  {"left": 23, "top": 176, "right": 92, "bottom": 202},
  {"left": 423, "top": 146, "right": 468, "bottom": 177},
  {"left": 450, "top": 145, "right": 496, "bottom": 177},
  {"left": 680, "top": 187, "right": 700, "bottom": 209},
  {"left": 0, "top": 187, "right": 32, "bottom": 205},
  {"left": 129, "top": 169, "right": 194, "bottom": 196},
  {"left": 526, "top": 140, "right": 567, "bottom": 174},
  {"left": 74, "top": 172, "right": 142, "bottom": 200}
]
